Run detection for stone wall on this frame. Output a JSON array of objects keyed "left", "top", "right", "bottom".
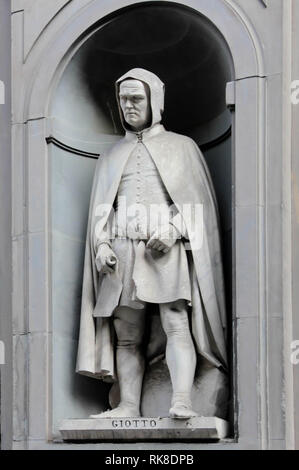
[
  {"left": 0, "top": 0, "right": 298, "bottom": 450},
  {"left": 0, "top": 0, "right": 12, "bottom": 450}
]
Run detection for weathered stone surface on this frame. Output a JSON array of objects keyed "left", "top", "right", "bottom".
[{"left": 60, "top": 416, "right": 229, "bottom": 441}]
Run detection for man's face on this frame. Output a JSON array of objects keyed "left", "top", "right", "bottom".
[{"left": 119, "top": 80, "right": 151, "bottom": 131}]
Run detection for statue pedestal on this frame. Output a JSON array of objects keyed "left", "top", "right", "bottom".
[{"left": 59, "top": 417, "right": 229, "bottom": 441}]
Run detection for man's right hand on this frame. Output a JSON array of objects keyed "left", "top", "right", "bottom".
[{"left": 95, "top": 243, "right": 118, "bottom": 274}]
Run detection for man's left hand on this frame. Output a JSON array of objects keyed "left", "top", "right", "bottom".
[{"left": 146, "top": 223, "right": 180, "bottom": 253}]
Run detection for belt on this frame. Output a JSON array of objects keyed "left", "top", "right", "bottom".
[{"left": 113, "top": 223, "right": 149, "bottom": 241}]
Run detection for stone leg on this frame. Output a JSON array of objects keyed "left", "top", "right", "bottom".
[
  {"left": 159, "top": 300, "right": 197, "bottom": 419},
  {"left": 91, "top": 305, "right": 146, "bottom": 418}
]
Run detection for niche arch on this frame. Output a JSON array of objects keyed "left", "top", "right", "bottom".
[
  {"left": 20, "top": 0, "right": 267, "bottom": 448},
  {"left": 49, "top": 1, "right": 235, "bottom": 435}
]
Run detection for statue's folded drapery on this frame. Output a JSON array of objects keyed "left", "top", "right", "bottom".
[
  {"left": 76, "top": 68, "right": 227, "bottom": 382},
  {"left": 76, "top": 127, "right": 227, "bottom": 381}
]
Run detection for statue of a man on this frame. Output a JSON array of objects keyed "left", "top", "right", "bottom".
[{"left": 76, "top": 68, "right": 227, "bottom": 419}]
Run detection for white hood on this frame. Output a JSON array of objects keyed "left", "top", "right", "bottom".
[{"left": 115, "top": 68, "right": 165, "bottom": 132}]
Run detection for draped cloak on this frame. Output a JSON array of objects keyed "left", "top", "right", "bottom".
[{"left": 76, "top": 68, "right": 227, "bottom": 381}]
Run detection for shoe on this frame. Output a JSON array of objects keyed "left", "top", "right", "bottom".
[{"left": 169, "top": 402, "right": 197, "bottom": 419}]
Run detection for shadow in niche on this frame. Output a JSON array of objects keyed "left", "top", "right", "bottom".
[
  {"left": 51, "top": 1, "right": 235, "bottom": 437},
  {"left": 83, "top": 3, "right": 233, "bottom": 137},
  {"left": 82, "top": 1, "right": 234, "bottom": 420}
]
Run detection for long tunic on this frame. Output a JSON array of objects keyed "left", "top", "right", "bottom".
[{"left": 96, "top": 139, "right": 192, "bottom": 311}]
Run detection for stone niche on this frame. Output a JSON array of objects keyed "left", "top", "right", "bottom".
[
  {"left": 1, "top": 0, "right": 288, "bottom": 449},
  {"left": 7, "top": 0, "right": 286, "bottom": 450},
  {"left": 49, "top": 2, "right": 234, "bottom": 441}
]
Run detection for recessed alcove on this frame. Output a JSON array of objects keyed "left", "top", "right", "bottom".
[
  {"left": 49, "top": 2, "right": 234, "bottom": 438},
  {"left": 3, "top": 0, "right": 287, "bottom": 450}
]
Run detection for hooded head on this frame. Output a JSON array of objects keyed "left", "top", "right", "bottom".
[{"left": 116, "top": 68, "right": 165, "bottom": 132}]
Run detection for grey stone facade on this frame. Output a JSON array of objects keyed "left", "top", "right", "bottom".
[{"left": 0, "top": 0, "right": 299, "bottom": 450}]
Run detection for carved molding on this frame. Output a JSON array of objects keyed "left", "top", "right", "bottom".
[{"left": 15, "top": 0, "right": 73, "bottom": 60}]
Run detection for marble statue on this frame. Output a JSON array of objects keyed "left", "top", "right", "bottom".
[{"left": 76, "top": 68, "right": 227, "bottom": 420}]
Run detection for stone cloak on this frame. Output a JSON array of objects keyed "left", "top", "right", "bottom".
[
  {"left": 76, "top": 126, "right": 227, "bottom": 381},
  {"left": 76, "top": 68, "right": 227, "bottom": 382}
]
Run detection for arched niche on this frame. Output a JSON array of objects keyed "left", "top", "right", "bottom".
[
  {"left": 49, "top": 2, "right": 234, "bottom": 436},
  {"left": 19, "top": 0, "right": 267, "bottom": 448}
]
